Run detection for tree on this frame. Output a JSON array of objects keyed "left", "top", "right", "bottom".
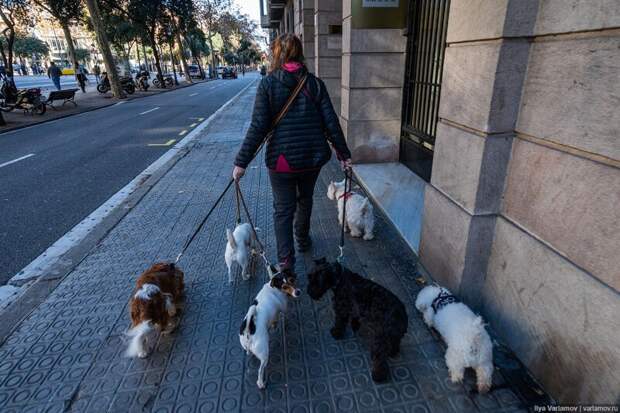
[
  {"left": 74, "top": 47, "right": 90, "bottom": 63},
  {"left": 0, "top": 0, "right": 32, "bottom": 78},
  {"left": 166, "top": 0, "right": 195, "bottom": 82},
  {"left": 196, "top": 0, "right": 230, "bottom": 78},
  {"left": 127, "top": 0, "right": 167, "bottom": 85},
  {"left": 185, "top": 27, "right": 208, "bottom": 77},
  {"left": 84, "top": 0, "right": 124, "bottom": 98},
  {"left": 32, "top": 0, "right": 83, "bottom": 72},
  {"left": 14, "top": 34, "right": 49, "bottom": 58}
]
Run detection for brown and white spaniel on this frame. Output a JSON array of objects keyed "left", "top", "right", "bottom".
[{"left": 126, "top": 262, "right": 184, "bottom": 358}]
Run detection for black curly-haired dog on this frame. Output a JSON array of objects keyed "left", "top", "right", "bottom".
[{"left": 307, "top": 257, "right": 408, "bottom": 382}]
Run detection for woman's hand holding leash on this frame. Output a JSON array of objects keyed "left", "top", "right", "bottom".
[
  {"left": 341, "top": 159, "right": 352, "bottom": 172},
  {"left": 233, "top": 166, "right": 246, "bottom": 181}
]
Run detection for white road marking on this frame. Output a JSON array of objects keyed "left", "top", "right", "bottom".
[
  {"left": 139, "top": 107, "right": 160, "bottom": 115},
  {"left": 0, "top": 153, "right": 35, "bottom": 169},
  {"left": 179, "top": 130, "right": 188, "bottom": 136},
  {"left": 189, "top": 93, "right": 198, "bottom": 97}
]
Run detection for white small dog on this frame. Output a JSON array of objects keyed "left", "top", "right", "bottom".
[
  {"left": 415, "top": 285, "right": 494, "bottom": 393},
  {"left": 225, "top": 223, "right": 256, "bottom": 283},
  {"left": 327, "top": 179, "right": 374, "bottom": 240},
  {"left": 239, "top": 269, "right": 300, "bottom": 389}
]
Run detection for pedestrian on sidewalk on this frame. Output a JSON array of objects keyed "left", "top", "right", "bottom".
[
  {"left": 76, "top": 64, "right": 87, "bottom": 93},
  {"left": 232, "top": 33, "right": 352, "bottom": 274},
  {"left": 93, "top": 64, "right": 101, "bottom": 83},
  {"left": 47, "top": 62, "right": 62, "bottom": 90}
]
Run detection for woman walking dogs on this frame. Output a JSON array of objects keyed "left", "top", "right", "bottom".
[{"left": 232, "top": 34, "right": 352, "bottom": 274}]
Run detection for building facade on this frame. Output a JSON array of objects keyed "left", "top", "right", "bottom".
[{"left": 260, "top": 0, "right": 620, "bottom": 404}]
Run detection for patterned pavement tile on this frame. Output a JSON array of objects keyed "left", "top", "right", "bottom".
[{"left": 0, "top": 82, "right": 548, "bottom": 412}]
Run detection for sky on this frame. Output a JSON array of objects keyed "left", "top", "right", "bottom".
[
  {"left": 234, "top": 0, "right": 261, "bottom": 26},
  {"left": 233, "top": 0, "right": 268, "bottom": 48}
]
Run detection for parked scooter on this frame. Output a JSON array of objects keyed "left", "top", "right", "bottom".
[
  {"left": 0, "top": 76, "right": 46, "bottom": 115},
  {"left": 153, "top": 74, "right": 174, "bottom": 88},
  {"left": 97, "top": 72, "right": 136, "bottom": 94},
  {"left": 135, "top": 70, "right": 150, "bottom": 91}
]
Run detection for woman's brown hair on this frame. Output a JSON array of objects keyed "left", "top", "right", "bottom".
[{"left": 270, "top": 33, "right": 305, "bottom": 72}]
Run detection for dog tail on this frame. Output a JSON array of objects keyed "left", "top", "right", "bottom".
[
  {"left": 125, "top": 320, "right": 154, "bottom": 358},
  {"left": 226, "top": 228, "right": 237, "bottom": 250},
  {"left": 239, "top": 304, "right": 258, "bottom": 344}
]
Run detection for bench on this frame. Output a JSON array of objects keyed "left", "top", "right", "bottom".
[{"left": 45, "top": 88, "right": 79, "bottom": 109}]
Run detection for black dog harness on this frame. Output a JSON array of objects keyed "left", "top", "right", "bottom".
[{"left": 431, "top": 290, "right": 458, "bottom": 313}]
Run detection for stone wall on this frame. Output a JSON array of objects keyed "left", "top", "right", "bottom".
[
  {"left": 419, "top": 0, "right": 620, "bottom": 403},
  {"left": 314, "top": 0, "right": 342, "bottom": 115},
  {"left": 340, "top": 8, "right": 406, "bottom": 163}
]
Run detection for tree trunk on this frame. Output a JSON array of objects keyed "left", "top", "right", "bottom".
[
  {"left": 60, "top": 22, "right": 78, "bottom": 72},
  {"left": 148, "top": 31, "right": 164, "bottom": 86},
  {"left": 142, "top": 44, "right": 148, "bottom": 70},
  {"left": 208, "top": 31, "right": 216, "bottom": 79},
  {"left": 174, "top": 31, "right": 191, "bottom": 83},
  {"left": 83, "top": 0, "right": 125, "bottom": 98}
]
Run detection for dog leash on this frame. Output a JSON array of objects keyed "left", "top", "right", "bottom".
[
  {"left": 174, "top": 75, "right": 308, "bottom": 266},
  {"left": 174, "top": 178, "right": 236, "bottom": 264},
  {"left": 234, "top": 180, "right": 273, "bottom": 272},
  {"left": 337, "top": 169, "right": 352, "bottom": 264}
]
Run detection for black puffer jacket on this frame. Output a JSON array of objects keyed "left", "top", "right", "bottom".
[{"left": 234, "top": 67, "right": 351, "bottom": 170}]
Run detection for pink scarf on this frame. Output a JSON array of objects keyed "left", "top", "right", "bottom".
[{"left": 282, "top": 61, "right": 303, "bottom": 72}]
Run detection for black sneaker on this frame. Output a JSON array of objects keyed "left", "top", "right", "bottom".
[{"left": 295, "top": 236, "right": 313, "bottom": 252}]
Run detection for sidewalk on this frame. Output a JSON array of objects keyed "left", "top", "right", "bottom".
[
  {"left": 0, "top": 76, "right": 207, "bottom": 134},
  {"left": 0, "top": 82, "right": 547, "bottom": 412}
]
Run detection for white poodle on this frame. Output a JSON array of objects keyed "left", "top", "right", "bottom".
[
  {"left": 327, "top": 179, "right": 374, "bottom": 240},
  {"left": 415, "top": 285, "right": 494, "bottom": 393},
  {"left": 225, "top": 223, "right": 256, "bottom": 283}
]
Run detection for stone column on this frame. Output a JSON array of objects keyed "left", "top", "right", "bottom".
[
  {"left": 340, "top": 0, "right": 407, "bottom": 163},
  {"left": 418, "top": 1, "right": 537, "bottom": 307},
  {"left": 293, "top": 0, "right": 316, "bottom": 72},
  {"left": 314, "top": 0, "right": 342, "bottom": 115}
]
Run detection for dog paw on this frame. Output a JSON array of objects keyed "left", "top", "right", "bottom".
[
  {"left": 330, "top": 327, "right": 345, "bottom": 340},
  {"left": 371, "top": 367, "right": 389, "bottom": 382},
  {"left": 363, "top": 233, "right": 374, "bottom": 241},
  {"left": 350, "top": 231, "right": 362, "bottom": 238},
  {"left": 450, "top": 372, "right": 464, "bottom": 384},
  {"left": 477, "top": 381, "right": 492, "bottom": 394},
  {"left": 257, "top": 380, "right": 266, "bottom": 389},
  {"left": 138, "top": 351, "right": 148, "bottom": 359}
]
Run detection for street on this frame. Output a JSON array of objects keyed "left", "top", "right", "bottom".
[{"left": 0, "top": 74, "right": 256, "bottom": 285}]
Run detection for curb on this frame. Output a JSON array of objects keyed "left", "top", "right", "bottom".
[
  {"left": 0, "top": 79, "right": 257, "bottom": 344},
  {"left": 0, "top": 79, "right": 213, "bottom": 136}
]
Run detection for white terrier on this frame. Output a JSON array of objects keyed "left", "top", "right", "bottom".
[
  {"left": 415, "top": 285, "right": 494, "bottom": 393},
  {"left": 239, "top": 269, "right": 301, "bottom": 389},
  {"left": 327, "top": 179, "right": 374, "bottom": 240},
  {"left": 225, "top": 223, "right": 256, "bottom": 283}
]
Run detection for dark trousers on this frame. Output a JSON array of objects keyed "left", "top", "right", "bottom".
[{"left": 269, "top": 169, "right": 320, "bottom": 268}]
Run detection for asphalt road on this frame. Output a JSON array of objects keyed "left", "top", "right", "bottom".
[{"left": 0, "top": 73, "right": 257, "bottom": 285}]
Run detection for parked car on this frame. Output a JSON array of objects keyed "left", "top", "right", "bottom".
[
  {"left": 188, "top": 64, "right": 204, "bottom": 79},
  {"left": 222, "top": 67, "right": 237, "bottom": 79}
]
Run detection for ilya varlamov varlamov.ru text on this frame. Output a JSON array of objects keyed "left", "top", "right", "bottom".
[{"left": 534, "top": 406, "right": 619, "bottom": 413}]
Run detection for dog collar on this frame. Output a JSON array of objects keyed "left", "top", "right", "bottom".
[
  {"left": 431, "top": 290, "right": 458, "bottom": 312},
  {"left": 338, "top": 192, "right": 353, "bottom": 201}
]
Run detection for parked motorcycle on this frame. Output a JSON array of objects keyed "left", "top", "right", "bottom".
[
  {"left": 0, "top": 76, "right": 46, "bottom": 115},
  {"left": 97, "top": 72, "right": 136, "bottom": 94},
  {"left": 135, "top": 70, "right": 150, "bottom": 91},
  {"left": 153, "top": 74, "right": 174, "bottom": 88}
]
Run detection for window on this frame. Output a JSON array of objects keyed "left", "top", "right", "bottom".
[{"left": 400, "top": 0, "right": 450, "bottom": 182}]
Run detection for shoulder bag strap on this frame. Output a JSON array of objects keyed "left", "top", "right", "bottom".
[{"left": 250, "top": 74, "right": 308, "bottom": 160}]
